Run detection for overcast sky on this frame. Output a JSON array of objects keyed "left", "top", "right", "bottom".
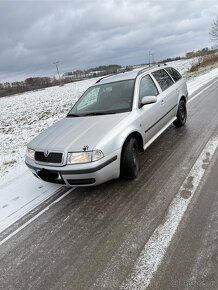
[{"left": 1, "top": 0, "right": 218, "bottom": 82}]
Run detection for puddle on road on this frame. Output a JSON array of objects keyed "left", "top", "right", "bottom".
[
  {"left": 180, "top": 176, "right": 194, "bottom": 199},
  {"left": 183, "top": 176, "right": 194, "bottom": 190},
  {"left": 180, "top": 189, "right": 192, "bottom": 199},
  {"left": 203, "top": 152, "right": 211, "bottom": 163}
]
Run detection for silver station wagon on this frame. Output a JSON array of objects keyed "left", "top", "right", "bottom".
[{"left": 26, "top": 65, "right": 188, "bottom": 186}]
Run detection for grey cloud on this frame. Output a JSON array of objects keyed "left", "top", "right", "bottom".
[{"left": 0, "top": 0, "right": 218, "bottom": 82}]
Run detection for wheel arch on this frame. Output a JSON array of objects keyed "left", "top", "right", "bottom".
[
  {"left": 120, "top": 131, "right": 142, "bottom": 179},
  {"left": 121, "top": 131, "right": 144, "bottom": 154},
  {"left": 179, "top": 95, "right": 187, "bottom": 104}
]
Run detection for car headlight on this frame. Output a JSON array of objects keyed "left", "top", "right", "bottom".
[
  {"left": 67, "top": 150, "right": 104, "bottom": 164},
  {"left": 26, "top": 148, "right": 35, "bottom": 160}
]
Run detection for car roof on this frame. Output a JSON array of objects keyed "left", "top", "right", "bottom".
[{"left": 95, "top": 64, "right": 171, "bottom": 85}]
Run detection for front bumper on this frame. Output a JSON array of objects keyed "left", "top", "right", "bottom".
[{"left": 25, "top": 151, "right": 120, "bottom": 186}]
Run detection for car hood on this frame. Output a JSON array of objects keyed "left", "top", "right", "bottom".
[{"left": 28, "top": 113, "right": 130, "bottom": 152}]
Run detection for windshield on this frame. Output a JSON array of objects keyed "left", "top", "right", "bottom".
[{"left": 67, "top": 79, "right": 135, "bottom": 116}]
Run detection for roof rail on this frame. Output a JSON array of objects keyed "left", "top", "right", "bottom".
[
  {"left": 137, "top": 64, "right": 157, "bottom": 76},
  {"left": 95, "top": 74, "right": 116, "bottom": 84},
  {"left": 137, "top": 63, "right": 168, "bottom": 76},
  {"left": 95, "top": 68, "right": 133, "bottom": 84}
]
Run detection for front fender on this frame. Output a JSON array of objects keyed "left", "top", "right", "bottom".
[{"left": 95, "top": 111, "right": 144, "bottom": 156}]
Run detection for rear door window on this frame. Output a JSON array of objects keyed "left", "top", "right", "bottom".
[
  {"left": 165, "top": 67, "right": 182, "bottom": 82},
  {"left": 152, "top": 69, "right": 174, "bottom": 91}
]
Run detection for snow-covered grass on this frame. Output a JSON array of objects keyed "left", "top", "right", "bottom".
[{"left": 165, "top": 57, "right": 200, "bottom": 75}]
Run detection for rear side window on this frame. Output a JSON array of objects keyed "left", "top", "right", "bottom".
[
  {"left": 152, "top": 69, "right": 174, "bottom": 91},
  {"left": 165, "top": 67, "right": 182, "bottom": 82},
  {"left": 139, "top": 75, "right": 158, "bottom": 102}
]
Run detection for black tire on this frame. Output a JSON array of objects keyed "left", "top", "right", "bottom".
[
  {"left": 120, "top": 137, "right": 139, "bottom": 179},
  {"left": 173, "top": 99, "right": 187, "bottom": 127}
]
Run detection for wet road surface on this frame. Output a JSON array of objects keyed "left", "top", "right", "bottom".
[{"left": 0, "top": 79, "right": 218, "bottom": 290}]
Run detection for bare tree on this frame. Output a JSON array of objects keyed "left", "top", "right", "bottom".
[{"left": 210, "top": 17, "right": 218, "bottom": 42}]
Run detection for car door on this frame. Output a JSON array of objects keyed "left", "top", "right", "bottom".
[
  {"left": 151, "top": 69, "right": 178, "bottom": 125},
  {"left": 137, "top": 74, "right": 162, "bottom": 144}
]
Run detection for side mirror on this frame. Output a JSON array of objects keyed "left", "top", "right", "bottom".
[{"left": 141, "top": 96, "right": 157, "bottom": 106}]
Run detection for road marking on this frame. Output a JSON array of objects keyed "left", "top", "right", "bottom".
[
  {"left": 0, "top": 188, "right": 74, "bottom": 247},
  {"left": 121, "top": 134, "right": 218, "bottom": 290},
  {"left": 188, "top": 78, "right": 218, "bottom": 104}
]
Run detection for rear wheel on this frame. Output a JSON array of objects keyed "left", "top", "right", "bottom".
[
  {"left": 120, "top": 137, "right": 139, "bottom": 179},
  {"left": 173, "top": 99, "right": 187, "bottom": 127}
]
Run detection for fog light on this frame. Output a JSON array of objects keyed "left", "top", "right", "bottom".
[{"left": 26, "top": 148, "right": 35, "bottom": 160}]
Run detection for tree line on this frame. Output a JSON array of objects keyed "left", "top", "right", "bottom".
[
  {"left": 0, "top": 77, "right": 59, "bottom": 98},
  {"left": 0, "top": 65, "right": 123, "bottom": 98}
]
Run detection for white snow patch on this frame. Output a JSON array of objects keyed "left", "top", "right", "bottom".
[
  {"left": 0, "top": 187, "right": 74, "bottom": 246},
  {"left": 187, "top": 66, "right": 218, "bottom": 96},
  {"left": 0, "top": 169, "right": 61, "bottom": 233}
]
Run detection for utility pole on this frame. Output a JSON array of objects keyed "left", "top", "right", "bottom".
[
  {"left": 148, "top": 51, "right": 155, "bottom": 66},
  {"left": 151, "top": 53, "right": 155, "bottom": 64},
  {"left": 53, "top": 61, "right": 62, "bottom": 85},
  {"left": 148, "top": 51, "right": 151, "bottom": 67}
]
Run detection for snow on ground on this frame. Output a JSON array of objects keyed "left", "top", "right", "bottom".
[
  {"left": 0, "top": 173, "right": 61, "bottom": 233},
  {"left": 166, "top": 57, "right": 199, "bottom": 75},
  {"left": 0, "top": 58, "right": 218, "bottom": 234},
  {"left": 187, "top": 66, "right": 218, "bottom": 95}
]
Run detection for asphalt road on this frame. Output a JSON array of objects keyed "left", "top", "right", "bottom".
[{"left": 1, "top": 79, "right": 218, "bottom": 290}]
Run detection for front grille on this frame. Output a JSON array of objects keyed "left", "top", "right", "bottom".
[{"left": 35, "top": 151, "right": 63, "bottom": 164}]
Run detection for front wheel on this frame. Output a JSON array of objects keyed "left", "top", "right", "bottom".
[
  {"left": 120, "top": 137, "right": 139, "bottom": 179},
  {"left": 173, "top": 99, "right": 187, "bottom": 127}
]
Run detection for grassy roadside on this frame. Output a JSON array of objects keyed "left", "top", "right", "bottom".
[{"left": 185, "top": 53, "right": 218, "bottom": 79}]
